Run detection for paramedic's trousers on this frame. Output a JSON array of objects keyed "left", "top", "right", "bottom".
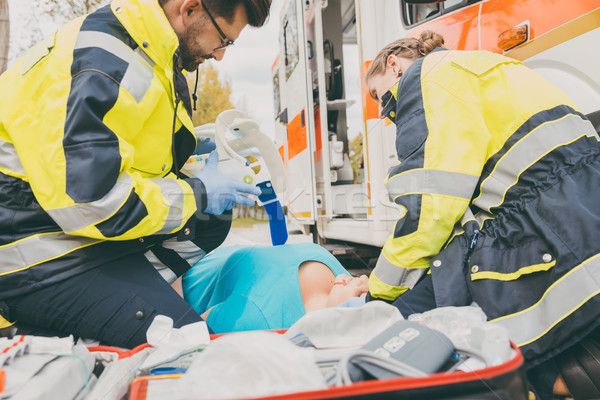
[{"left": 1, "top": 212, "right": 231, "bottom": 348}]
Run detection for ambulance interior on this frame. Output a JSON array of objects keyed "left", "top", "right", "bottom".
[
  {"left": 310, "top": 0, "right": 367, "bottom": 219},
  {"left": 303, "top": 0, "right": 484, "bottom": 220}
]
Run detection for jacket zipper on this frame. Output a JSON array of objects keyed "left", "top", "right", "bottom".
[{"left": 171, "top": 93, "right": 181, "bottom": 179}]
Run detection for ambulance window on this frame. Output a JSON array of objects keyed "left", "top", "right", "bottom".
[
  {"left": 402, "top": 0, "right": 476, "bottom": 27},
  {"left": 282, "top": 1, "right": 300, "bottom": 81},
  {"left": 273, "top": 68, "right": 281, "bottom": 119},
  {"left": 402, "top": 2, "right": 441, "bottom": 26},
  {"left": 444, "top": 0, "right": 464, "bottom": 9}
]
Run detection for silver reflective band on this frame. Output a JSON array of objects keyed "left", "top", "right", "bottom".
[
  {"left": 121, "top": 53, "right": 153, "bottom": 103},
  {"left": 387, "top": 168, "right": 478, "bottom": 202},
  {"left": 459, "top": 207, "right": 476, "bottom": 227},
  {"left": 475, "top": 114, "right": 598, "bottom": 212},
  {"left": 0, "top": 232, "right": 102, "bottom": 275},
  {"left": 373, "top": 252, "right": 427, "bottom": 289},
  {"left": 47, "top": 174, "right": 134, "bottom": 233},
  {"left": 0, "top": 140, "right": 25, "bottom": 175},
  {"left": 75, "top": 31, "right": 136, "bottom": 63},
  {"left": 460, "top": 207, "right": 495, "bottom": 228},
  {"left": 150, "top": 178, "right": 186, "bottom": 234},
  {"left": 75, "top": 31, "right": 154, "bottom": 103},
  {"left": 491, "top": 253, "right": 600, "bottom": 347}
]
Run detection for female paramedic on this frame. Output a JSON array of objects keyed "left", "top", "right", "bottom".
[
  {"left": 365, "top": 30, "right": 600, "bottom": 399},
  {"left": 182, "top": 242, "right": 368, "bottom": 333}
]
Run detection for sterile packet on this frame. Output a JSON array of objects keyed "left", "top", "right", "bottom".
[{"left": 174, "top": 330, "right": 326, "bottom": 399}]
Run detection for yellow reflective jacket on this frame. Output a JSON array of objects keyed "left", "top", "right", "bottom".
[
  {"left": 370, "top": 48, "right": 597, "bottom": 298},
  {"left": 0, "top": 0, "right": 201, "bottom": 306},
  {"left": 370, "top": 48, "right": 600, "bottom": 365}
]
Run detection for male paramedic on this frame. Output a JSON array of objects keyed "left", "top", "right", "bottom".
[
  {"left": 0, "top": 0, "right": 270, "bottom": 348},
  {"left": 365, "top": 31, "right": 600, "bottom": 399}
]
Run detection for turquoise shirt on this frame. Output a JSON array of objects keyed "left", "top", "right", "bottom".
[{"left": 182, "top": 243, "right": 349, "bottom": 333}]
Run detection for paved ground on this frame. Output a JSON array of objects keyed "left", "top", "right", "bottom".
[
  {"left": 222, "top": 222, "right": 374, "bottom": 276},
  {"left": 222, "top": 222, "right": 312, "bottom": 247}
]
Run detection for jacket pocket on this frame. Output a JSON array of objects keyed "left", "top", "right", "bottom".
[
  {"left": 470, "top": 259, "right": 555, "bottom": 281},
  {"left": 468, "top": 241, "right": 556, "bottom": 282}
]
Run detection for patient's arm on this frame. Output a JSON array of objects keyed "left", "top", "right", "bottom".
[
  {"left": 299, "top": 261, "right": 336, "bottom": 312},
  {"left": 325, "top": 274, "right": 369, "bottom": 307},
  {"left": 172, "top": 277, "right": 184, "bottom": 298},
  {"left": 299, "top": 261, "right": 369, "bottom": 312},
  {"left": 201, "top": 307, "right": 213, "bottom": 321}
]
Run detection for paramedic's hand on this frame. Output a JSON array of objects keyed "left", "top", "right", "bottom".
[
  {"left": 194, "top": 136, "right": 217, "bottom": 155},
  {"left": 194, "top": 151, "right": 262, "bottom": 215}
]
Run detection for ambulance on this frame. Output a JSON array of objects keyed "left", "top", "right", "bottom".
[{"left": 271, "top": 0, "right": 600, "bottom": 254}]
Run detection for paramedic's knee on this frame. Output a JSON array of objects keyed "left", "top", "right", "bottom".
[
  {"left": 192, "top": 209, "right": 232, "bottom": 254},
  {"left": 145, "top": 211, "right": 232, "bottom": 283}
]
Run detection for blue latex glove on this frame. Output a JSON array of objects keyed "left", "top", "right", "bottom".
[
  {"left": 195, "top": 151, "right": 262, "bottom": 215},
  {"left": 194, "top": 136, "right": 217, "bottom": 155}
]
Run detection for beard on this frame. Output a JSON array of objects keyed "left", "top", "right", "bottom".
[{"left": 178, "top": 18, "right": 214, "bottom": 71}]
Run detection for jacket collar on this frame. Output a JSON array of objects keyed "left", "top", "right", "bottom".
[
  {"left": 380, "top": 81, "right": 399, "bottom": 123},
  {"left": 110, "top": 0, "right": 179, "bottom": 70},
  {"left": 381, "top": 48, "right": 448, "bottom": 124}
]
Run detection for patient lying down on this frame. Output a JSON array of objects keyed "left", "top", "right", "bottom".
[{"left": 182, "top": 243, "right": 368, "bottom": 334}]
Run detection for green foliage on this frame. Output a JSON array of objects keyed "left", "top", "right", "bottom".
[
  {"left": 188, "top": 64, "right": 234, "bottom": 127},
  {"left": 0, "top": 0, "right": 9, "bottom": 73},
  {"left": 39, "top": 0, "right": 109, "bottom": 20},
  {"left": 8, "top": 0, "right": 110, "bottom": 63},
  {"left": 348, "top": 134, "right": 363, "bottom": 178}
]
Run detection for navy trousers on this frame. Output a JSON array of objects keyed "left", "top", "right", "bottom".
[{"left": 2, "top": 212, "right": 231, "bottom": 348}]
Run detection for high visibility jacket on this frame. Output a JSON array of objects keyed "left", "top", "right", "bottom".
[
  {"left": 0, "top": 0, "right": 204, "bottom": 319},
  {"left": 370, "top": 48, "right": 600, "bottom": 365}
]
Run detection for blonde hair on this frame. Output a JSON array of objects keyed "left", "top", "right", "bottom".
[{"left": 365, "top": 31, "right": 445, "bottom": 85}]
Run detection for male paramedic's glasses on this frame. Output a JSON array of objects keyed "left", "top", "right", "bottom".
[{"left": 201, "top": 1, "right": 235, "bottom": 51}]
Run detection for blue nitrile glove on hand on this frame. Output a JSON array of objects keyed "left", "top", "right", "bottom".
[
  {"left": 194, "top": 136, "right": 217, "bottom": 155},
  {"left": 194, "top": 151, "right": 262, "bottom": 215}
]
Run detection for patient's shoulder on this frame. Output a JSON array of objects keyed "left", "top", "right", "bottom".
[{"left": 298, "top": 261, "right": 336, "bottom": 312}]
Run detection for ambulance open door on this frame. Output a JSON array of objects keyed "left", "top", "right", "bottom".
[{"left": 277, "top": 0, "right": 319, "bottom": 225}]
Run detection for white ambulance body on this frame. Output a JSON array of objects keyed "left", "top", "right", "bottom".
[{"left": 271, "top": 0, "right": 600, "bottom": 250}]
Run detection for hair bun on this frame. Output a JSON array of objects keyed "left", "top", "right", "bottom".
[{"left": 418, "top": 30, "right": 445, "bottom": 56}]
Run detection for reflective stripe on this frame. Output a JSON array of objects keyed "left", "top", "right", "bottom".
[
  {"left": 47, "top": 174, "right": 134, "bottom": 233},
  {"left": 460, "top": 208, "right": 496, "bottom": 229},
  {"left": 122, "top": 51, "right": 153, "bottom": 103},
  {"left": 475, "top": 114, "right": 598, "bottom": 212},
  {"left": 471, "top": 260, "right": 555, "bottom": 281},
  {"left": 459, "top": 207, "right": 476, "bottom": 227},
  {"left": 369, "top": 271, "right": 410, "bottom": 301},
  {"left": 150, "top": 178, "right": 187, "bottom": 234},
  {"left": 386, "top": 168, "right": 478, "bottom": 201},
  {"left": 75, "top": 31, "right": 153, "bottom": 103},
  {"left": 474, "top": 210, "right": 495, "bottom": 227},
  {"left": 0, "top": 140, "right": 25, "bottom": 175},
  {"left": 75, "top": 31, "right": 135, "bottom": 63},
  {"left": 134, "top": 47, "right": 156, "bottom": 69},
  {"left": 373, "top": 252, "right": 428, "bottom": 291},
  {"left": 492, "top": 253, "right": 600, "bottom": 347},
  {"left": 0, "top": 232, "right": 102, "bottom": 275},
  {"left": 145, "top": 238, "right": 206, "bottom": 283}
]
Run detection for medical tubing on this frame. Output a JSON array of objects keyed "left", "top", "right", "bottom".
[
  {"left": 50, "top": 353, "right": 90, "bottom": 389},
  {"left": 215, "top": 113, "right": 247, "bottom": 167},
  {"left": 451, "top": 345, "right": 490, "bottom": 369},
  {"left": 335, "top": 350, "right": 427, "bottom": 386}
]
